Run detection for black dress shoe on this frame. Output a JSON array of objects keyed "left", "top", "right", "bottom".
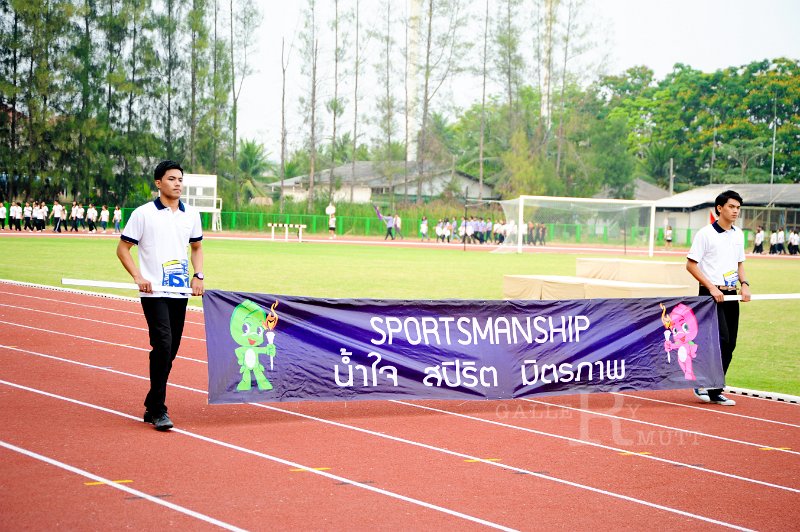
[{"left": 153, "top": 412, "right": 174, "bottom": 431}]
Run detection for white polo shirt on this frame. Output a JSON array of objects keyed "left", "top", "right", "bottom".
[
  {"left": 121, "top": 198, "right": 203, "bottom": 298},
  {"left": 687, "top": 221, "right": 745, "bottom": 287}
]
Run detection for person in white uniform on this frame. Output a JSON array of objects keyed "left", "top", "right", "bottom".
[
  {"left": 117, "top": 160, "right": 204, "bottom": 431},
  {"left": 686, "top": 190, "right": 751, "bottom": 407}
]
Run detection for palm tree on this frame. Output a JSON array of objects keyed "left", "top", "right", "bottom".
[
  {"left": 235, "top": 138, "right": 276, "bottom": 203},
  {"left": 641, "top": 141, "right": 674, "bottom": 189}
]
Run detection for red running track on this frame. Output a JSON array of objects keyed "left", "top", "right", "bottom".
[{"left": 0, "top": 281, "right": 798, "bottom": 531}]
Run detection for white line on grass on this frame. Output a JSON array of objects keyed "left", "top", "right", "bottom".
[
  {"left": 611, "top": 392, "right": 800, "bottom": 428},
  {"left": 0, "top": 439, "right": 245, "bottom": 532},
  {"left": 0, "top": 344, "right": 785, "bottom": 529},
  {"left": 520, "top": 398, "right": 799, "bottom": 455},
  {"left": 0, "top": 379, "right": 517, "bottom": 532}
]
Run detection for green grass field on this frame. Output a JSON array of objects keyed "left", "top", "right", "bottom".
[{"left": 1, "top": 235, "right": 797, "bottom": 395}]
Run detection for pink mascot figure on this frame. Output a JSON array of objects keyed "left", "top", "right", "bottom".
[{"left": 661, "top": 303, "right": 699, "bottom": 381}]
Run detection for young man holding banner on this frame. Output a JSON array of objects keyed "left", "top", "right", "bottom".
[
  {"left": 686, "top": 190, "right": 751, "bottom": 406},
  {"left": 116, "top": 160, "right": 204, "bottom": 431}
]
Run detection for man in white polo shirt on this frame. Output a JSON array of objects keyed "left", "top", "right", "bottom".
[
  {"left": 686, "top": 190, "right": 751, "bottom": 407},
  {"left": 116, "top": 160, "right": 204, "bottom": 431}
]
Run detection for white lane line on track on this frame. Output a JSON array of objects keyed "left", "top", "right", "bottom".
[
  {"left": 2, "top": 338, "right": 797, "bottom": 493},
  {"left": 0, "top": 346, "right": 779, "bottom": 530},
  {"left": 0, "top": 379, "right": 517, "bottom": 532},
  {"left": 388, "top": 400, "right": 800, "bottom": 494},
  {"left": 0, "top": 320, "right": 207, "bottom": 365},
  {"left": 0, "top": 289, "right": 142, "bottom": 315},
  {"left": 611, "top": 392, "right": 800, "bottom": 428},
  {"left": 0, "top": 438, "right": 245, "bottom": 532},
  {"left": 0, "top": 289, "right": 205, "bottom": 325},
  {"left": 0, "top": 303, "right": 206, "bottom": 342},
  {"left": 521, "top": 398, "right": 800, "bottom": 455}
]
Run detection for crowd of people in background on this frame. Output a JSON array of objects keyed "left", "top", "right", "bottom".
[
  {"left": 0, "top": 200, "right": 122, "bottom": 234},
  {"left": 416, "top": 216, "right": 542, "bottom": 246},
  {"left": 3, "top": 199, "right": 799, "bottom": 258},
  {"left": 751, "top": 225, "right": 799, "bottom": 255}
]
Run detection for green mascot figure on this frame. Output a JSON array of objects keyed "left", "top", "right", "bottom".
[{"left": 229, "top": 299, "right": 278, "bottom": 391}]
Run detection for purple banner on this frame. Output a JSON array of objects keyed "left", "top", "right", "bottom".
[{"left": 203, "top": 291, "right": 724, "bottom": 404}]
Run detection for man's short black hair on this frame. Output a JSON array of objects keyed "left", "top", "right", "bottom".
[
  {"left": 154, "top": 160, "right": 184, "bottom": 181},
  {"left": 715, "top": 189, "right": 743, "bottom": 215}
]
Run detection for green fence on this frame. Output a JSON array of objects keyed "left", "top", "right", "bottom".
[{"left": 110, "top": 208, "right": 748, "bottom": 247}]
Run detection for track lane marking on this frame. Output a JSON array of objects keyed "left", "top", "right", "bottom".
[
  {"left": 0, "top": 287, "right": 205, "bottom": 325},
  {"left": 388, "top": 400, "right": 800, "bottom": 494},
  {"left": 0, "top": 377, "right": 752, "bottom": 532},
  {"left": 0, "top": 303, "right": 205, "bottom": 342},
  {"left": 611, "top": 392, "right": 800, "bottom": 428},
  {"left": 0, "top": 348, "right": 770, "bottom": 530},
  {"left": 3, "top": 342, "right": 798, "bottom": 496},
  {"left": 0, "top": 320, "right": 207, "bottom": 364},
  {"left": 0, "top": 379, "right": 516, "bottom": 532},
  {"left": 522, "top": 398, "right": 800, "bottom": 455},
  {"left": 0, "top": 440, "right": 244, "bottom": 531}
]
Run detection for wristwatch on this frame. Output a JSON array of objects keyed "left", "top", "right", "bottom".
[
  {"left": 741, "top": 280, "right": 749, "bottom": 286},
  {"left": 193, "top": 272, "right": 204, "bottom": 280}
]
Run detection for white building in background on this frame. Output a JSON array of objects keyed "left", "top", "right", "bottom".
[
  {"left": 266, "top": 161, "right": 496, "bottom": 204},
  {"left": 654, "top": 184, "right": 800, "bottom": 244}
]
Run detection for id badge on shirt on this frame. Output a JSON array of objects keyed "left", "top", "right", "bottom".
[
  {"left": 162, "top": 259, "right": 190, "bottom": 287},
  {"left": 722, "top": 270, "right": 739, "bottom": 288}
]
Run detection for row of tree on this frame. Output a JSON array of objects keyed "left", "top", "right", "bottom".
[
  {"left": 1, "top": 0, "right": 798, "bottom": 212},
  {"left": 0, "top": 0, "right": 260, "bottom": 207}
]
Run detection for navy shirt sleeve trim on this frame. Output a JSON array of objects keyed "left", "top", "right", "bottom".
[
  {"left": 189, "top": 235, "right": 203, "bottom": 243},
  {"left": 120, "top": 234, "right": 139, "bottom": 245}
]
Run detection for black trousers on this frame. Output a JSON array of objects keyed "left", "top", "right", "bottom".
[
  {"left": 140, "top": 297, "right": 188, "bottom": 415},
  {"left": 699, "top": 286, "right": 739, "bottom": 396}
]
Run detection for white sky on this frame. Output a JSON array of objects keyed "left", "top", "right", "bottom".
[{"left": 237, "top": 0, "right": 800, "bottom": 156}]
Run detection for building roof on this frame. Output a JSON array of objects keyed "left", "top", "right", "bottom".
[
  {"left": 594, "top": 178, "right": 670, "bottom": 202},
  {"left": 267, "top": 160, "right": 496, "bottom": 196},
  {"left": 654, "top": 183, "right": 800, "bottom": 209},
  {"left": 267, "top": 161, "right": 436, "bottom": 187}
]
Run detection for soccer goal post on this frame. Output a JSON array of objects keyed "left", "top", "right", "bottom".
[{"left": 494, "top": 195, "right": 658, "bottom": 256}]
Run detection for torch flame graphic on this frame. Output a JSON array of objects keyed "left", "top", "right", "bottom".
[
  {"left": 659, "top": 303, "right": 671, "bottom": 329},
  {"left": 660, "top": 303, "right": 672, "bottom": 363},
  {"left": 264, "top": 301, "right": 279, "bottom": 331}
]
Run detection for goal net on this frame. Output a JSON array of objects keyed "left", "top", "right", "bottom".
[{"left": 492, "top": 195, "right": 657, "bottom": 256}]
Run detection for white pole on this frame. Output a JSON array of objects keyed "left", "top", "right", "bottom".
[
  {"left": 648, "top": 203, "right": 656, "bottom": 257},
  {"left": 770, "top": 97, "right": 777, "bottom": 204},
  {"left": 62, "top": 278, "right": 199, "bottom": 295},
  {"left": 516, "top": 195, "right": 524, "bottom": 254},
  {"left": 723, "top": 293, "right": 800, "bottom": 302}
]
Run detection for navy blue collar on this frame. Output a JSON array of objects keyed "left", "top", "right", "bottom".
[
  {"left": 154, "top": 197, "right": 185, "bottom": 212},
  {"left": 712, "top": 220, "right": 735, "bottom": 233}
]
